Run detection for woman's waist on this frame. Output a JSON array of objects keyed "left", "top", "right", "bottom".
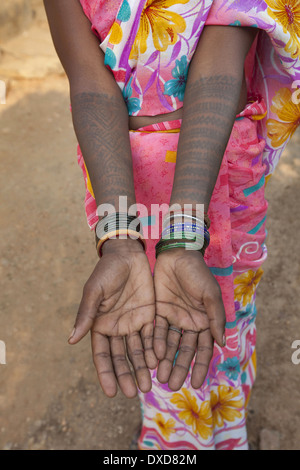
[
  {"left": 129, "top": 98, "right": 267, "bottom": 134},
  {"left": 129, "top": 108, "right": 183, "bottom": 131},
  {"left": 128, "top": 71, "right": 251, "bottom": 130}
]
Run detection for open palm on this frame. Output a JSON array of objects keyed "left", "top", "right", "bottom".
[
  {"left": 153, "top": 248, "right": 226, "bottom": 391},
  {"left": 69, "top": 246, "right": 156, "bottom": 398}
]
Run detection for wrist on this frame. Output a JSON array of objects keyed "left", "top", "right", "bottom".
[
  {"left": 155, "top": 208, "right": 210, "bottom": 259},
  {"left": 101, "top": 237, "right": 145, "bottom": 255},
  {"left": 95, "top": 212, "right": 146, "bottom": 257}
]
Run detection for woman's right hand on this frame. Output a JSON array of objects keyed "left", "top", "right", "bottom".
[{"left": 68, "top": 238, "right": 157, "bottom": 398}]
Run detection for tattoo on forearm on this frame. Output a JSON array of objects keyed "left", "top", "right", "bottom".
[
  {"left": 71, "top": 92, "right": 136, "bottom": 209},
  {"left": 170, "top": 74, "right": 243, "bottom": 210}
]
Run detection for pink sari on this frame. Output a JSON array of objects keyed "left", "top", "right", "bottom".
[
  {"left": 75, "top": 0, "right": 300, "bottom": 450},
  {"left": 129, "top": 99, "right": 267, "bottom": 449}
]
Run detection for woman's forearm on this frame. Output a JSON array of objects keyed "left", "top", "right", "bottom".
[
  {"left": 170, "top": 72, "right": 243, "bottom": 213},
  {"left": 71, "top": 89, "right": 136, "bottom": 213},
  {"left": 43, "top": 0, "right": 137, "bottom": 216},
  {"left": 170, "top": 25, "right": 258, "bottom": 214}
]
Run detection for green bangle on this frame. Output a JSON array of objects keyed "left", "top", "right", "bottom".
[{"left": 155, "top": 238, "right": 208, "bottom": 258}]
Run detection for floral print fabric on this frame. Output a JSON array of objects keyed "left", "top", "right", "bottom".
[
  {"left": 75, "top": 0, "right": 300, "bottom": 450},
  {"left": 79, "top": 0, "right": 214, "bottom": 117},
  {"left": 128, "top": 100, "right": 267, "bottom": 449},
  {"left": 78, "top": 0, "right": 300, "bottom": 185}
]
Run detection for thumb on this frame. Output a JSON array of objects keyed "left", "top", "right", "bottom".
[{"left": 68, "top": 283, "right": 103, "bottom": 344}]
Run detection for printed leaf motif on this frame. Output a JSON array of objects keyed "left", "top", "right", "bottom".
[
  {"left": 190, "top": 9, "right": 205, "bottom": 38},
  {"left": 144, "top": 69, "right": 158, "bottom": 94},
  {"left": 157, "top": 76, "right": 174, "bottom": 111},
  {"left": 165, "top": 40, "right": 181, "bottom": 68},
  {"left": 144, "top": 50, "right": 160, "bottom": 67}
]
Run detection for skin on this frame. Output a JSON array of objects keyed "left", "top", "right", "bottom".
[
  {"left": 154, "top": 26, "right": 258, "bottom": 390},
  {"left": 43, "top": 0, "right": 258, "bottom": 397}
]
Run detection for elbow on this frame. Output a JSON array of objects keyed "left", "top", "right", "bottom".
[{"left": 68, "top": 66, "right": 123, "bottom": 102}]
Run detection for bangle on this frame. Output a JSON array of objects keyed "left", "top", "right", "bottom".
[
  {"left": 155, "top": 233, "right": 209, "bottom": 256},
  {"left": 155, "top": 237, "right": 209, "bottom": 258},
  {"left": 96, "top": 213, "right": 141, "bottom": 239},
  {"left": 164, "top": 209, "right": 211, "bottom": 229},
  {"left": 162, "top": 210, "right": 211, "bottom": 229},
  {"left": 155, "top": 209, "right": 211, "bottom": 258},
  {"left": 162, "top": 214, "right": 209, "bottom": 242},
  {"left": 96, "top": 229, "right": 146, "bottom": 257},
  {"left": 95, "top": 212, "right": 146, "bottom": 257},
  {"left": 161, "top": 229, "right": 205, "bottom": 245},
  {"left": 161, "top": 222, "right": 204, "bottom": 239}
]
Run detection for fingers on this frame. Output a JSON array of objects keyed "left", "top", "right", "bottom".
[
  {"left": 110, "top": 336, "right": 137, "bottom": 398},
  {"left": 156, "top": 327, "right": 182, "bottom": 384},
  {"left": 191, "top": 329, "right": 214, "bottom": 389},
  {"left": 68, "top": 283, "right": 102, "bottom": 345},
  {"left": 156, "top": 328, "right": 214, "bottom": 391},
  {"left": 168, "top": 330, "right": 198, "bottom": 391},
  {"left": 92, "top": 331, "right": 137, "bottom": 399},
  {"left": 91, "top": 331, "right": 118, "bottom": 398},
  {"left": 141, "top": 321, "right": 157, "bottom": 370},
  {"left": 92, "top": 327, "right": 154, "bottom": 398},
  {"left": 126, "top": 332, "right": 152, "bottom": 393},
  {"left": 153, "top": 315, "right": 169, "bottom": 360}
]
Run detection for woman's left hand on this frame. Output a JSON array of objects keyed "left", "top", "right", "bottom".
[{"left": 153, "top": 248, "right": 226, "bottom": 391}]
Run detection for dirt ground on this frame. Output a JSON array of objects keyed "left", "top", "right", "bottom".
[{"left": 0, "top": 1, "right": 300, "bottom": 451}]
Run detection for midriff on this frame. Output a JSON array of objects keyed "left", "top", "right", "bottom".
[{"left": 128, "top": 74, "right": 248, "bottom": 131}]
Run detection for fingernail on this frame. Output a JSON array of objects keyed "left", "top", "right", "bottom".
[
  {"left": 68, "top": 328, "right": 76, "bottom": 342},
  {"left": 222, "top": 334, "right": 226, "bottom": 347}
]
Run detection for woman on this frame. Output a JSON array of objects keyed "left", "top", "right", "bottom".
[{"left": 44, "top": 0, "right": 300, "bottom": 450}]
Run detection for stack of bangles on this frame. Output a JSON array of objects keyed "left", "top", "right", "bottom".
[
  {"left": 94, "top": 210, "right": 211, "bottom": 259},
  {"left": 155, "top": 210, "right": 211, "bottom": 258},
  {"left": 95, "top": 212, "right": 146, "bottom": 257}
]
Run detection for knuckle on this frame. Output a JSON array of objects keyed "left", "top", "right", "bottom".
[
  {"left": 166, "top": 340, "right": 179, "bottom": 350},
  {"left": 209, "top": 283, "right": 223, "bottom": 301},
  {"left": 155, "top": 324, "right": 169, "bottom": 333},
  {"left": 128, "top": 348, "right": 144, "bottom": 362},
  {"left": 198, "top": 345, "right": 213, "bottom": 359},
  {"left": 93, "top": 351, "right": 110, "bottom": 365},
  {"left": 179, "top": 344, "right": 195, "bottom": 354},
  {"left": 112, "top": 354, "right": 127, "bottom": 364},
  {"left": 134, "top": 364, "right": 148, "bottom": 373},
  {"left": 82, "top": 281, "right": 94, "bottom": 297},
  {"left": 75, "top": 309, "right": 95, "bottom": 325},
  {"left": 142, "top": 334, "right": 153, "bottom": 343}
]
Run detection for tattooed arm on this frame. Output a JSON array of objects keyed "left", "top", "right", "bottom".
[
  {"left": 44, "top": 0, "right": 157, "bottom": 398},
  {"left": 154, "top": 26, "right": 258, "bottom": 391},
  {"left": 170, "top": 25, "right": 258, "bottom": 210},
  {"left": 43, "top": 0, "right": 135, "bottom": 211}
]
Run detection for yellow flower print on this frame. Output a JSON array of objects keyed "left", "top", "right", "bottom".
[
  {"left": 171, "top": 388, "right": 213, "bottom": 439},
  {"left": 234, "top": 268, "right": 264, "bottom": 306},
  {"left": 267, "top": 87, "right": 300, "bottom": 147},
  {"left": 210, "top": 385, "right": 243, "bottom": 428},
  {"left": 109, "top": 22, "right": 123, "bottom": 45},
  {"left": 266, "top": 0, "right": 300, "bottom": 58},
  {"left": 130, "top": 0, "right": 189, "bottom": 59},
  {"left": 83, "top": 160, "right": 95, "bottom": 199},
  {"left": 153, "top": 413, "right": 176, "bottom": 439}
]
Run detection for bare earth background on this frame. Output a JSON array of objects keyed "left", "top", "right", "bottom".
[{"left": 0, "top": 0, "right": 300, "bottom": 451}]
